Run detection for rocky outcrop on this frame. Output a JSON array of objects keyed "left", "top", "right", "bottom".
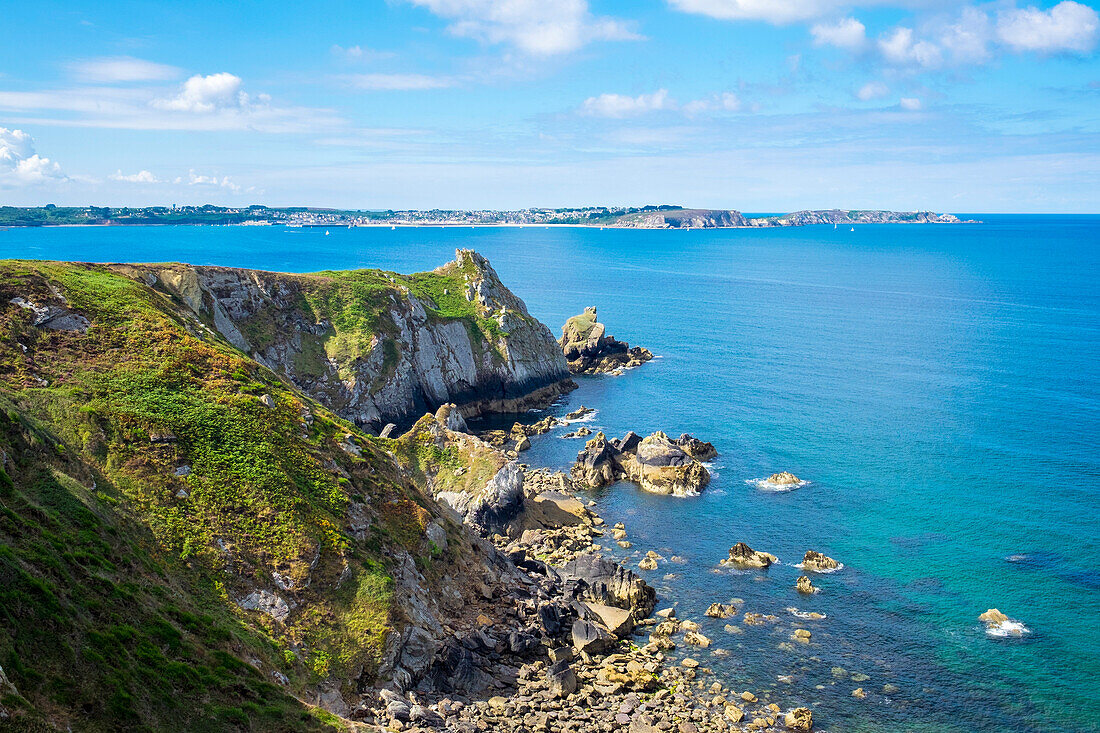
[
  {"left": 722, "top": 542, "right": 778, "bottom": 569},
  {"left": 120, "top": 250, "right": 574, "bottom": 431},
  {"left": 559, "top": 307, "right": 653, "bottom": 375},
  {"left": 796, "top": 576, "right": 818, "bottom": 594},
  {"left": 571, "top": 431, "right": 712, "bottom": 496},
  {"left": 766, "top": 471, "right": 801, "bottom": 486},
  {"left": 801, "top": 550, "right": 840, "bottom": 572}
]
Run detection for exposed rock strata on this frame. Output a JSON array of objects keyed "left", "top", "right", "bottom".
[
  {"left": 559, "top": 306, "right": 653, "bottom": 375},
  {"left": 117, "top": 250, "right": 574, "bottom": 431}
]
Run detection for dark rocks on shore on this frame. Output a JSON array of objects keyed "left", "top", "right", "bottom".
[{"left": 559, "top": 306, "right": 653, "bottom": 375}]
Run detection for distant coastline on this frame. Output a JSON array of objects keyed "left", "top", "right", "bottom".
[{"left": 0, "top": 204, "right": 979, "bottom": 229}]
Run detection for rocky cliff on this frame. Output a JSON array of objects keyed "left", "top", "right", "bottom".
[
  {"left": 605, "top": 207, "right": 968, "bottom": 229},
  {"left": 113, "top": 249, "right": 573, "bottom": 432}
]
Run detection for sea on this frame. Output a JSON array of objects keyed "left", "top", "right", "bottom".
[{"left": 3, "top": 216, "right": 1098, "bottom": 732}]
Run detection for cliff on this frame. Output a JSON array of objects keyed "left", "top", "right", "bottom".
[
  {"left": 605, "top": 207, "right": 968, "bottom": 229},
  {"left": 112, "top": 249, "right": 573, "bottom": 432}
]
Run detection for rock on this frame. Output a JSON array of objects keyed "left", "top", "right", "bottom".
[
  {"left": 571, "top": 433, "right": 620, "bottom": 488},
  {"left": 387, "top": 699, "right": 412, "bottom": 721},
  {"left": 852, "top": 688, "right": 866, "bottom": 699},
  {"left": 259, "top": 393, "right": 275, "bottom": 408},
  {"left": 740, "top": 691, "right": 757, "bottom": 703},
  {"left": 583, "top": 602, "right": 635, "bottom": 638},
  {"left": 639, "top": 557, "right": 658, "bottom": 571},
  {"left": 548, "top": 660, "right": 577, "bottom": 698},
  {"left": 174, "top": 465, "right": 191, "bottom": 476},
  {"left": 435, "top": 403, "right": 469, "bottom": 433},
  {"left": 684, "top": 631, "right": 711, "bottom": 648},
  {"left": 725, "top": 705, "right": 745, "bottom": 723},
  {"left": 796, "top": 576, "right": 818, "bottom": 594},
  {"left": 10, "top": 297, "right": 90, "bottom": 333},
  {"left": 979, "top": 608, "right": 1009, "bottom": 625},
  {"left": 675, "top": 434, "right": 718, "bottom": 462},
  {"left": 766, "top": 472, "right": 801, "bottom": 486},
  {"left": 555, "top": 554, "right": 656, "bottom": 617},
  {"left": 722, "top": 542, "right": 778, "bottom": 569},
  {"left": 791, "top": 629, "right": 811, "bottom": 643},
  {"left": 705, "top": 603, "right": 737, "bottom": 619},
  {"left": 784, "top": 708, "right": 813, "bottom": 731},
  {"left": 801, "top": 550, "right": 840, "bottom": 572},
  {"left": 572, "top": 619, "right": 613, "bottom": 655},
  {"left": 515, "top": 435, "right": 532, "bottom": 451},
  {"left": 621, "top": 432, "right": 710, "bottom": 496},
  {"left": 379, "top": 422, "right": 398, "bottom": 438},
  {"left": 237, "top": 590, "right": 290, "bottom": 622},
  {"left": 681, "top": 658, "right": 699, "bottom": 669},
  {"left": 559, "top": 307, "right": 653, "bottom": 375},
  {"left": 425, "top": 521, "right": 448, "bottom": 553},
  {"left": 549, "top": 646, "right": 573, "bottom": 663},
  {"left": 656, "top": 607, "right": 676, "bottom": 618},
  {"left": 565, "top": 406, "right": 595, "bottom": 421}
]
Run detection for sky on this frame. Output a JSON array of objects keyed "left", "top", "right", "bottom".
[{"left": 0, "top": 0, "right": 1098, "bottom": 212}]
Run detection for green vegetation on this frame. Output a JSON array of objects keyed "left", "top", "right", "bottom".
[
  {"left": 0, "top": 260, "right": 472, "bottom": 730},
  {"left": 564, "top": 310, "right": 598, "bottom": 340}
]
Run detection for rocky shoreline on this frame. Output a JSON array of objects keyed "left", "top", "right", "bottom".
[{"left": 354, "top": 408, "right": 816, "bottom": 732}]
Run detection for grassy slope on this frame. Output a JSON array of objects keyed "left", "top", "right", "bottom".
[{"left": 0, "top": 261, "right": 459, "bottom": 730}]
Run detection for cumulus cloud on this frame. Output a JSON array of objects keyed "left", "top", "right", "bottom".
[
  {"left": 0, "top": 126, "right": 64, "bottom": 184},
  {"left": 581, "top": 90, "right": 674, "bottom": 117},
  {"left": 183, "top": 170, "right": 241, "bottom": 192},
  {"left": 997, "top": 1, "right": 1099, "bottom": 53},
  {"left": 69, "top": 56, "right": 182, "bottom": 83},
  {"left": 857, "top": 81, "right": 890, "bottom": 100},
  {"left": 110, "top": 169, "right": 159, "bottom": 183},
  {"left": 878, "top": 26, "right": 943, "bottom": 68},
  {"left": 668, "top": 0, "right": 845, "bottom": 24},
  {"left": 153, "top": 73, "right": 267, "bottom": 113},
  {"left": 900, "top": 96, "right": 922, "bottom": 110},
  {"left": 683, "top": 92, "right": 742, "bottom": 115},
  {"left": 407, "top": 0, "right": 640, "bottom": 55},
  {"left": 330, "top": 44, "right": 395, "bottom": 62},
  {"left": 344, "top": 73, "right": 453, "bottom": 90},
  {"left": 812, "top": 17, "right": 867, "bottom": 49}
]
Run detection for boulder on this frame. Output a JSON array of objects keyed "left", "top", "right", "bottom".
[
  {"left": 555, "top": 554, "right": 656, "bottom": 617},
  {"left": 237, "top": 590, "right": 290, "bottom": 622},
  {"left": 676, "top": 434, "right": 718, "bottom": 462},
  {"left": 705, "top": 603, "right": 737, "bottom": 619},
  {"left": 548, "top": 659, "right": 577, "bottom": 697},
  {"left": 722, "top": 542, "right": 778, "bottom": 569},
  {"left": 767, "top": 472, "right": 801, "bottom": 486},
  {"left": 570, "top": 433, "right": 620, "bottom": 488},
  {"left": 784, "top": 707, "right": 813, "bottom": 731},
  {"left": 801, "top": 550, "right": 840, "bottom": 572},
  {"left": 583, "top": 602, "right": 635, "bottom": 638},
  {"left": 796, "top": 576, "right": 818, "bottom": 594},
  {"left": 572, "top": 619, "right": 613, "bottom": 655},
  {"left": 979, "top": 608, "right": 1009, "bottom": 625},
  {"left": 684, "top": 631, "right": 711, "bottom": 648}
]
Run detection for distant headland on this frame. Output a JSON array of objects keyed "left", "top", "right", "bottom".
[{"left": 0, "top": 204, "right": 977, "bottom": 229}]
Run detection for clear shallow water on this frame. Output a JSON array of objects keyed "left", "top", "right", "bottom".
[{"left": 3, "top": 218, "right": 1098, "bottom": 732}]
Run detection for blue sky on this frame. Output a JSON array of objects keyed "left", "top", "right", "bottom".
[{"left": 1, "top": 0, "right": 1098, "bottom": 212}]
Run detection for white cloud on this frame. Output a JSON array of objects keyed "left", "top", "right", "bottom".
[
  {"left": 811, "top": 17, "right": 867, "bottom": 49},
  {"left": 110, "top": 169, "right": 159, "bottom": 183},
  {"left": 857, "top": 81, "right": 890, "bottom": 100},
  {"left": 407, "top": 0, "right": 640, "bottom": 55},
  {"left": 581, "top": 89, "right": 673, "bottom": 118},
  {"left": 344, "top": 73, "right": 453, "bottom": 90},
  {"left": 683, "top": 92, "right": 742, "bottom": 115},
  {"left": 878, "top": 26, "right": 943, "bottom": 68},
  {"left": 330, "top": 44, "right": 396, "bottom": 62},
  {"left": 938, "top": 7, "right": 993, "bottom": 64},
  {"left": 0, "top": 126, "right": 64, "bottom": 184},
  {"left": 184, "top": 170, "right": 241, "bottom": 192},
  {"left": 153, "top": 73, "right": 263, "bottom": 113},
  {"left": 997, "top": 1, "right": 1099, "bottom": 54},
  {"left": 69, "top": 56, "right": 182, "bottom": 83},
  {"left": 668, "top": 0, "right": 845, "bottom": 24},
  {"left": 900, "top": 96, "right": 922, "bottom": 110}
]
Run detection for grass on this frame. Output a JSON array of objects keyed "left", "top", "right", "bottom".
[{"left": 0, "top": 259, "right": 490, "bottom": 729}]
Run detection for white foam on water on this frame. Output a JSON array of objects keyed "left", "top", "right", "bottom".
[
  {"left": 985, "top": 619, "right": 1031, "bottom": 638},
  {"left": 786, "top": 607, "right": 827, "bottom": 620},
  {"left": 793, "top": 562, "right": 844, "bottom": 573},
  {"left": 562, "top": 409, "right": 599, "bottom": 425},
  {"left": 748, "top": 477, "right": 811, "bottom": 492}
]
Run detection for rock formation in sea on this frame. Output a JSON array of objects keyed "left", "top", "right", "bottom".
[
  {"left": 571, "top": 430, "right": 712, "bottom": 496},
  {"left": 722, "top": 542, "right": 779, "bottom": 569},
  {"left": 766, "top": 471, "right": 801, "bottom": 486},
  {"left": 801, "top": 550, "right": 841, "bottom": 572},
  {"left": 558, "top": 306, "right": 653, "bottom": 375}
]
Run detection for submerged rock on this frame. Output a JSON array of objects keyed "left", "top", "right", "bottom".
[{"left": 559, "top": 306, "right": 653, "bottom": 375}]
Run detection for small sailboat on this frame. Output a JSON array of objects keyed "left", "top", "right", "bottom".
[
  {"left": 391, "top": 225, "right": 396, "bottom": 230},
  {"left": 850, "top": 227, "right": 855, "bottom": 232},
  {"left": 834, "top": 223, "right": 837, "bottom": 230},
  {"left": 325, "top": 230, "right": 330, "bottom": 236}
]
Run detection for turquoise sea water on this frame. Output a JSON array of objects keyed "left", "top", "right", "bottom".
[{"left": 3, "top": 217, "right": 1098, "bottom": 732}]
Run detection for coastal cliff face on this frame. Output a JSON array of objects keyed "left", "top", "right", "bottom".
[
  {"left": 604, "top": 207, "right": 966, "bottom": 229},
  {"left": 613, "top": 208, "right": 748, "bottom": 229},
  {"left": 115, "top": 249, "right": 572, "bottom": 431}
]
